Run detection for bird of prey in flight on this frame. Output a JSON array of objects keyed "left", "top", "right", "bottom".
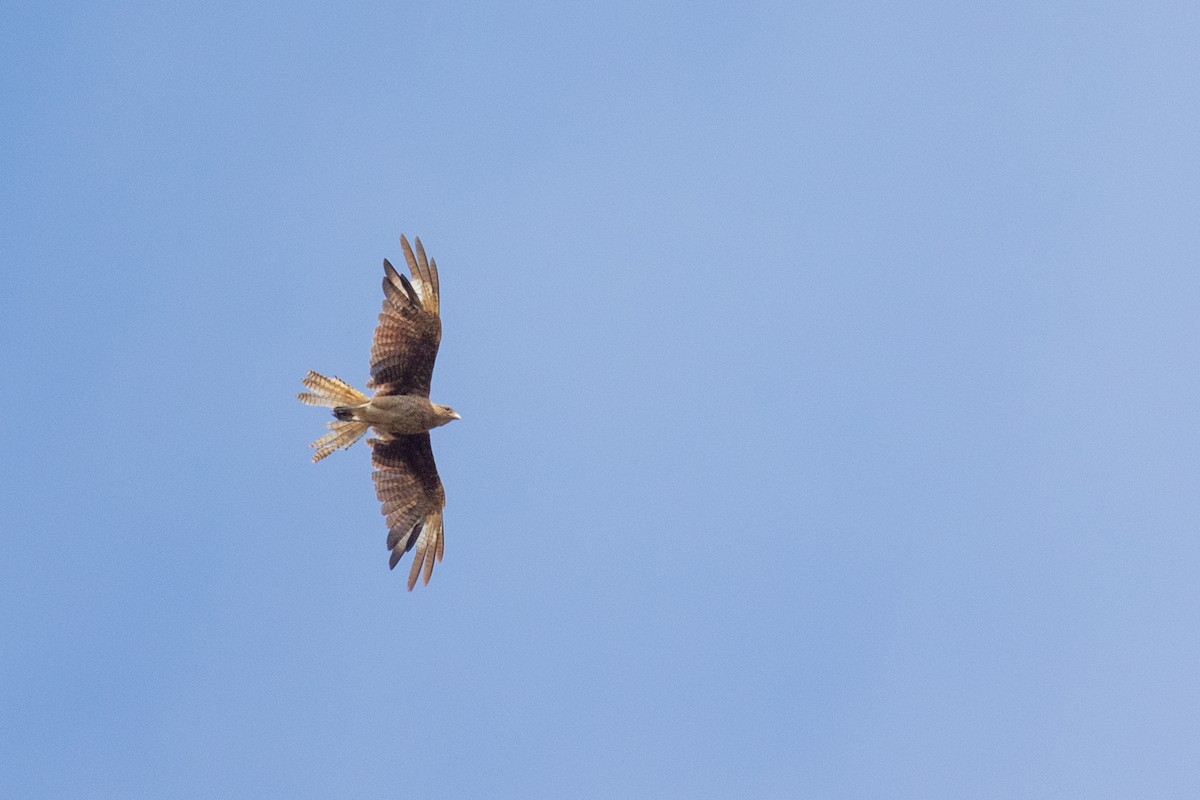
[{"left": 298, "top": 234, "right": 459, "bottom": 590}]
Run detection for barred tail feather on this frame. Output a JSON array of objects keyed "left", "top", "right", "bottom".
[
  {"left": 310, "top": 419, "right": 369, "bottom": 462},
  {"left": 300, "top": 371, "right": 370, "bottom": 462},
  {"left": 298, "top": 370, "right": 368, "bottom": 407}
]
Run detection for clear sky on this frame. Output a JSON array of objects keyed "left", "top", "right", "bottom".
[{"left": 3, "top": 2, "right": 1199, "bottom": 797}]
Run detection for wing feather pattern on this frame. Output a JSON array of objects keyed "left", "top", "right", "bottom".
[
  {"left": 370, "top": 433, "right": 446, "bottom": 590},
  {"left": 367, "top": 234, "right": 442, "bottom": 396}
]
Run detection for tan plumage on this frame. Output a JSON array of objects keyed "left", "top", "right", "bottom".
[
  {"left": 298, "top": 234, "right": 459, "bottom": 590},
  {"left": 298, "top": 372, "right": 370, "bottom": 461}
]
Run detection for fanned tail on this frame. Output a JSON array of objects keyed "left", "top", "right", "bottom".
[
  {"left": 298, "top": 371, "right": 370, "bottom": 462},
  {"left": 298, "top": 370, "right": 368, "bottom": 407}
]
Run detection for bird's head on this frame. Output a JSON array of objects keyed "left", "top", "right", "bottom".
[{"left": 434, "top": 405, "right": 461, "bottom": 426}]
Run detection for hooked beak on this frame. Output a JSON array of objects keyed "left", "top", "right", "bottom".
[{"left": 450, "top": 410, "right": 461, "bottom": 420}]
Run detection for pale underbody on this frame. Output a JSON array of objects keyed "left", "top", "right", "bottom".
[{"left": 337, "top": 393, "right": 460, "bottom": 435}]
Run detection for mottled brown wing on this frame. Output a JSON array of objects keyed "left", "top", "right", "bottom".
[
  {"left": 367, "top": 234, "right": 442, "bottom": 397},
  {"left": 370, "top": 433, "right": 446, "bottom": 590}
]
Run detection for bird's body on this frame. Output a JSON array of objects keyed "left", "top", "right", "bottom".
[
  {"left": 333, "top": 394, "right": 459, "bottom": 435},
  {"left": 298, "top": 234, "right": 458, "bottom": 590}
]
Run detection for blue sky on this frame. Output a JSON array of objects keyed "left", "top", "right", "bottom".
[{"left": 3, "top": 1, "right": 1200, "bottom": 797}]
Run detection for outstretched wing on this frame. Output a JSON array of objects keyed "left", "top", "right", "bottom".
[
  {"left": 370, "top": 433, "right": 446, "bottom": 590},
  {"left": 367, "top": 234, "right": 442, "bottom": 397}
]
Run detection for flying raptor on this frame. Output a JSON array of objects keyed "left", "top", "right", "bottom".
[{"left": 298, "top": 234, "right": 459, "bottom": 590}]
